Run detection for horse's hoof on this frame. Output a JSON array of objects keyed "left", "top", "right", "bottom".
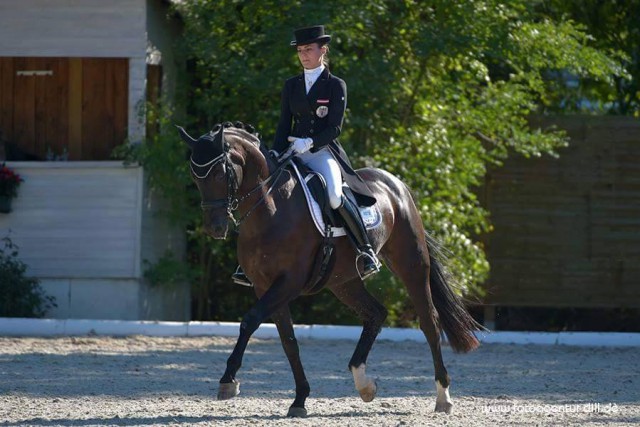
[
  {"left": 435, "top": 401, "right": 453, "bottom": 414},
  {"left": 217, "top": 381, "right": 240, "bottom": 400},
  {"left": 358, "top": 378, "right": 377, "bottom": 403},
  {"left": 287, "top": 406, "right": 308, "bottom": 417}
]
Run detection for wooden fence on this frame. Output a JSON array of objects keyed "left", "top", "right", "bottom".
[{"left": 481, "top": 116, "right": 639, "bottom": 308}]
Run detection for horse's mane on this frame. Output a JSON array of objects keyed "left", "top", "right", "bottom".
[
  {"left": 220, "top": 121, "right": 265, "bottom": 149},
  {"left": 218, "top": 121, "right": 280, "bottom": 181}
]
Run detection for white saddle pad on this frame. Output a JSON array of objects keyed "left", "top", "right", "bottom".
[{"left": 289, "top": 161, "right": 382, "bottom": 238}]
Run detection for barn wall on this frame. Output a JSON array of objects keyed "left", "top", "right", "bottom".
[
  {"left": 138, "top": 0, "right": 189, "bottom": 320},
  {"left": 146, "top": 0, "right": 183, "bottom": 103},
  {"left": 0, "top": 1, "right": 189, "bottom": 320},
  {"left": 0, "top": 161, "right": 190, "bottom": 321},
  {"left": 482, "top": 116, "right": 640, "bottom": 308},
  {"left": 0, "top": 0, "right": 145, "bottom": 58},
  {"left": 0, "top": 162, "right": 143, "bottom": 278}
]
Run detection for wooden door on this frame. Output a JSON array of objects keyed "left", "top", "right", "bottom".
[
  {"left": 0, "top": 57, "right": 69, "bottom": 159},
  {"left": 0, "top": 57, "right": 128, "bottom": 160},
  {"left": 80, "top": 58, "right": 129, "bottom": 160}
]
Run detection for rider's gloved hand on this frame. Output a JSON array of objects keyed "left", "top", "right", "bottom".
[{"left": 287, "top": 136, "right": 313, "bottom": 155}]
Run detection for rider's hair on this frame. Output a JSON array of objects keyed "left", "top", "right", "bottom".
[{"left": 320, "top": 43, "right": 330, "bottom": 68}]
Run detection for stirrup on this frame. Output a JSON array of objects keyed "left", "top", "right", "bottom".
[
  {"left": 231, "top": 267, "right": 253, "bottom": 287},
  {"left": 356, "top": 250, "right": 381, "bottom": 280}
]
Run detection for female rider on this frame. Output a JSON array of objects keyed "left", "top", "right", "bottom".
[{"left": 233, "top": 25, "right": 380, "bottom": 286}]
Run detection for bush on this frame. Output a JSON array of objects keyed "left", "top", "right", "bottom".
[{"left": 0, "top": 236, "right": 56, "bottom": 317}]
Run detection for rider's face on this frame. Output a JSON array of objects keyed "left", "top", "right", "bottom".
[{"left": 297, "top": 43, "right": 325, "bottom": 70}]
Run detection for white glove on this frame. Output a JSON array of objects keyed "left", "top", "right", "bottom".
[{"left": 287, "top": 136, "right": 313, "bottom": 154}]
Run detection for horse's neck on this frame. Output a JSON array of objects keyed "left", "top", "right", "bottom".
[
  {"left": 238, "top": 146, "right": 300, "bottom": 227},
  {"left": 242, "top": 145, "right": 272, "bottom": 189}
]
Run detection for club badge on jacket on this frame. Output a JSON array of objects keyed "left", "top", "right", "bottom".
[{"left": 316, "top": 99, "right": 329, "bottom": 118}]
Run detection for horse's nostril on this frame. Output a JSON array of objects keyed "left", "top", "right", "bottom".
[{"left": 204, "top": 223, "right": 228, "bottom": 239}]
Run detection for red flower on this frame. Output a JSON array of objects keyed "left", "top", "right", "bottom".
[{"left": 0, "top": 163, "right": 23, "bottom": 198}]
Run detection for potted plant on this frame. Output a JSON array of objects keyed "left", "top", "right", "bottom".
[{"left": 0, "top": 163, "right": 23, "bottom": 213}]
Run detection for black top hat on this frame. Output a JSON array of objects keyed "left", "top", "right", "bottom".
[{"left": 290, "top": 25, "right": 331, "bottom": 46}]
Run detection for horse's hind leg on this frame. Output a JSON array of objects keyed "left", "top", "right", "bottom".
[
  {"left": 383, "top": 239, "right": 453, "bottom": 413},
  {"left": 271, "top": 306, "right": 310, "bottom": 417},
  {"left": 330, "top": 279, "right": 388, "bottom": 402}
]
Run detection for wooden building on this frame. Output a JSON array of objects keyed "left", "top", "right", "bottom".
[
  {"left": 0, "top": 0, "right": 188, "bottom": 320},
  {"left": 481, "top": 116, "right": 640, "bottom": 315}
]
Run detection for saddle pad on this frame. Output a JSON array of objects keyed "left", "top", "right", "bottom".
[{"left": 289, "top": 161, "right": 382, "bottom": 238}]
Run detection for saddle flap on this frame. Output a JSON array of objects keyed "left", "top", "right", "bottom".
[
  {"left": 305, "top": 173, "right": 340, "bottom": 227},
  {"left": 287, "top": 160, "right": 382, "bottom": 238}
]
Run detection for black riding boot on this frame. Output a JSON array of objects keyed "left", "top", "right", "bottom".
[
  {"left": 231, "top": 266, "right": 253, "bottom": 287},
  {"left": 336, "top": 195, "right": 381, "bottom": 280}
]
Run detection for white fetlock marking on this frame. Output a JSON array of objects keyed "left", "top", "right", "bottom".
[
  {"left": 436, "top": 380, "right": 452, "bottom": 405},
  {"left": 351, "top": 364, "right": 370, "bottom": 391}
]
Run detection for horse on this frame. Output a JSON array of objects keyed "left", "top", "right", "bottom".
[{"left": 178, "top": 122, "right": 482, "bottom": 417}]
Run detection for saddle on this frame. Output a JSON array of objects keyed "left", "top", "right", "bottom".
[{"left": 289, "top": 158, "right": 382, "bottom": 238}]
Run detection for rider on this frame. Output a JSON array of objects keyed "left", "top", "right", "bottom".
[{"left": 232, "top": 25, "right": 381, "bottom": 286}]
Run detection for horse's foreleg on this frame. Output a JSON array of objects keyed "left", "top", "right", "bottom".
[
  {"left": 330, "top": 279, "right": 387, "bottom": 403},
  {"left": 271, "top": 306, "right": 310, "bottom": 417},
  {"left": 216, "top": 305, "right": 253, "bottom": 400},
  {"left": 218, "top": 277, "right": 299, "bottom": 400}
]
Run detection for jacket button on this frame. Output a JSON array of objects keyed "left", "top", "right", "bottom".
[
  {"left": 309, "top": 129, "right": 314, "bottom": 134},
  {"left": 311, "top": 119, "right": 315, "bottom": 124}
]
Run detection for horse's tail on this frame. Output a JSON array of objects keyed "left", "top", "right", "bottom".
[{"left": 425, "top": 232, "right": 484, "bottom": 353}]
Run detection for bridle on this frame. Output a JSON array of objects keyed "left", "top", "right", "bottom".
[
  {"left": 191, "top": 128, "right": 292, "bottom": 227},
  {"left": 191, "top": 136, "right": 240, "bottom": 220}
]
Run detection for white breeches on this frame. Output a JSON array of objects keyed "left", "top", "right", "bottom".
[{"left": 297, "top": 147, "right": 343, "bottom": 209}]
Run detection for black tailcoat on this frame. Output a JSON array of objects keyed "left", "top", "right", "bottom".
[{"left": 273, "top": 68, "right": 376, "bottom": 206}]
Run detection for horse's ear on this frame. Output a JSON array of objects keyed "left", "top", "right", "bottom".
[{"left": 175, "top": 125, "right": 196, "bottom": 148}]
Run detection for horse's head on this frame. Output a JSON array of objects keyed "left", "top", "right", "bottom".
[
  {"left": 178, "top": 122, "right": 268, "bottom": 239},
  {"left": 178, "top": 123, "right": 241, "bottom": 239}
]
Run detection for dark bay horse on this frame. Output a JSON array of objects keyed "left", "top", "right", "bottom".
[{"left": 178, "top": 122, "right": 482, "bottom": 417}]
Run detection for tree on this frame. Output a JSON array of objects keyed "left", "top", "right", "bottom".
[
  {"left": 534, "top": 0, "right": 639, "bottom": 116},
  {"left": 154, "top": 0, "right": 622, "bottom": 324}
]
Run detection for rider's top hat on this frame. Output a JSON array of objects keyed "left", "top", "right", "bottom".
[{"left": 290, "top": 25, "right": 332, "bottom": 46}]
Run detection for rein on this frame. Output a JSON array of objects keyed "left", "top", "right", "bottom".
[
  {"left": 231, "top": 156, "right": 292, "bottom": 226},
  {"left": 193, "top": 131, "right": 293, "bottom": 227}
]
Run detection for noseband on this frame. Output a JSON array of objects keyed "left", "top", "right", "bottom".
[{"left": 191, "top": 128, "right": 291, "bottom": 227}]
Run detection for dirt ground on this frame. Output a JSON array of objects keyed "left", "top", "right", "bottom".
[{"left": 0, "top": 335, "right": 638, "bottom": 426}]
